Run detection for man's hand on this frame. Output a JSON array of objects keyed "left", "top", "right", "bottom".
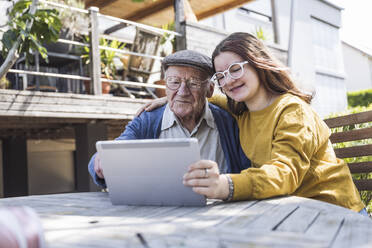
[
  {"left": 94, "top": 154, "right": 104, "bottom": 179},
  {"left": 183, "top": 160, "right": 230, "bottom": 200},
  {"left": 135, "top": 97, "right": 168, "bottom": 117}
]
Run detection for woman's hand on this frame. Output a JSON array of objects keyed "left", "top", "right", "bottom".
[
  {"left": 183, "top": 160, "right": 230, "bottom": 200},
  {"left": 135, "top": 97, "right": 168, "bottom": 117}
]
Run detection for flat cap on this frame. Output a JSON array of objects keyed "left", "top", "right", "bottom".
[{"left": 162, "top": 50, "right": 213, "bottom": 76}]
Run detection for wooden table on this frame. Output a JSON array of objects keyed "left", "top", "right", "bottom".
[{"left": 0, "top": 192, "right": 371, "bottom": 248}]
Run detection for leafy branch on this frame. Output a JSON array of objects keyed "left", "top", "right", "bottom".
[{"left": 0, "top": 0, "right": 61, "bottom": 79}]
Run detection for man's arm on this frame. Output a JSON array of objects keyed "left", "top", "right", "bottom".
[{"left": 88, "top": 115, "right": 146, "bottom": 187}]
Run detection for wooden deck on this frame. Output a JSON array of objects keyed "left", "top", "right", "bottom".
[
  {"left": 0, "top": 192, "right": 371, "bottom": 247},
  {"left": 0, "top": 89, "right": 149, "bottom": 139}
]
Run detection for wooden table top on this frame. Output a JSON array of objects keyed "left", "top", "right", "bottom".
[{"left": 0, "top": 192, "right": 371, "bottom": 248}]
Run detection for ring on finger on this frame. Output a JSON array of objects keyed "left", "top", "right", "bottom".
[{"left": 204, "top": 168, "right": 209, "bottom": 178}]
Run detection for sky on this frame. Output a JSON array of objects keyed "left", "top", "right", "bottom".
[{"left": 328, "top": 0, "right": 372, "bottom": 51}]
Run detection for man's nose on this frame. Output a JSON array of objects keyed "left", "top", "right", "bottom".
[{"left": 176, "top": 82, "right": 191, "bottom": 95}]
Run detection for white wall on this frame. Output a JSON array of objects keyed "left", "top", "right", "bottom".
[
  {"left": 287, "top": 0, "right": 347, "bottom": 117},
  {"left": 200, "top": 0, "right": 275, "bottom": 43},
  {"left": 200, "top": 0, "right": 347, "bottom": 117},
  {"left": 342, "top": 42, "right": 372, "bottom": 91}
]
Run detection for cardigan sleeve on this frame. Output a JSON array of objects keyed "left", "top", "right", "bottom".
[{"left": 230, "top": 104, "right": 325, "bottom": 200}]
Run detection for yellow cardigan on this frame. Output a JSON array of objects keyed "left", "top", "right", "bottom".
[{"left": 210, "top": 93, "right": 364, "bottom": 212}]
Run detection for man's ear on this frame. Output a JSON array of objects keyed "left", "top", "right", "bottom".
[{"left": 206, "top": 81, "right": 214, "bottom": 98}]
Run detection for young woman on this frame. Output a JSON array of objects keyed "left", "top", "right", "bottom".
[{"left": 141, "top": 33, "right": 366, "bottom": 214}]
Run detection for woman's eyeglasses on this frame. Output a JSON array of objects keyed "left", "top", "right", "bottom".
[
  {"left": 212, "top": 61, "right": 249, "bottom": 87},
  {"left": 165, "top": 76, "right": 209, "bottom": 91}
]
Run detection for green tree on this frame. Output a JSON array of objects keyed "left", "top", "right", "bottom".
[{"left": 0, "top": 0, "right": 61, "bottom": 79}]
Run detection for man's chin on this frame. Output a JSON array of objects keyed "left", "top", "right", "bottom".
[{"left": 172, "top": 108, "right": 193, "bottom": 118}]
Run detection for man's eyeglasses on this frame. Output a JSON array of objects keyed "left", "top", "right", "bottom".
[
  {"left": 165, "top": 76, "right": 209, "bottom": 91},
  {"left": 211, "top": 61, "right": 249, "bottom": 88}
]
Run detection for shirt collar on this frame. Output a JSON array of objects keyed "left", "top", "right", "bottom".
[{"left": 161, "top": 102, "right": 215, "bottom": 131}]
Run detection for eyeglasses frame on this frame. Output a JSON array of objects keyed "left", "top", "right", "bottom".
[
  {"left": 212, "top": 61, "right": 249, "bottom": 88},
  {"left": 165, "top": 76, "right": 211, "bottom": 91}
]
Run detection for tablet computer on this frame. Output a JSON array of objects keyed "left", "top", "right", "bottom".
[{"left": 96, "top": 138, "right": 206, "bottom": 206}]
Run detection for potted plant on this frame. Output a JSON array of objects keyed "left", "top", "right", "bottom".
[
  {"left": 81, "top": 37, "right": 125, "bottom": 94},
  {"left": 0, "top": 76, "right": 11, "bottom": 89},
  {"left": 0, "top": 0, "right": 61, "bottom": 79},
  {"left": 42, "top": 0, "right": 89, "bottom": 54}
]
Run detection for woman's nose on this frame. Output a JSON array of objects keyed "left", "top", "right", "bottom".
[{"left": 222, "top": 75, "right": 235, "bottom": 87}]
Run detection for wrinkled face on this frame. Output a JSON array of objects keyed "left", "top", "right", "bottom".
[
  {"left": 165, "top": 66, "right": 214, "bottom": 120},
  {"left": 214, "top": 51, "right": 263, "bottom": 106}
]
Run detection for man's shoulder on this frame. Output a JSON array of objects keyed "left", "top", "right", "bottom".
[
  {"left": 137, "top": 105, "right": 166, "bottom": 120},
  {"left": 208, "top": 102, "right": 233, "bottom": 119}
]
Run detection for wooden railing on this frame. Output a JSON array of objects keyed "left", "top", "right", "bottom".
[
  {"left": 324, "top": 110, "right": 372, "bottom": 191},
  {"left": 5, "top": 0, "right": 181, "bottom": 98}
]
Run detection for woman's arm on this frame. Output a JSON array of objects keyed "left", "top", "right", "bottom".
[{"left": 231, "top": 105, "right": 320, "bottom": 200}]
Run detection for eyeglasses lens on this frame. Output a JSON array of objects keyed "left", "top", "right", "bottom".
[
  {"left": 229, "top": 64, "right": 243, "bottom": 79},
  {"left": 166, "top": 77, "right": 204, "bottom": 90},
  {"left": 214, "top": 63, "right": 244, "bottom": 87}
]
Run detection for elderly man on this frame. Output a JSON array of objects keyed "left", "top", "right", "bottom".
[{"left": 88, "top": 50, "right": 250, "bottom": 188}]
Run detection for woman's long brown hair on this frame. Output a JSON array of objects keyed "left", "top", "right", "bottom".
[{"left": 212, "top": 32, "right": 313, "bottom": 115}]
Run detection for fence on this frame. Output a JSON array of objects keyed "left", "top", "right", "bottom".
[{"left": 5, "top": 0, "right": 181, "bottom": 98}]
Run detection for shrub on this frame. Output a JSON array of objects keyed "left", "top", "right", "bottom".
[{"left": 347, "top": 89, "right": 372, "bottom": 108}]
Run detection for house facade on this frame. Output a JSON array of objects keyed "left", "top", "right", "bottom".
[
  {"left": 342, "top": 41, "right": 372, "bottom": 92},
  {"left": 199, "top": 0, "right": 347, "bottom": 118}
]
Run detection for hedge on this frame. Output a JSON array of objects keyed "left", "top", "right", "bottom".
[{"left": 347, "top": 89, "right": 372, "bottom": 107}]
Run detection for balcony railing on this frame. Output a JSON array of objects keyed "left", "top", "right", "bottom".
[{"left": 4, "top": 0, "right": 181, "bottom": 98}]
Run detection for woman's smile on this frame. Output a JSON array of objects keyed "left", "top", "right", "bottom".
[{"left": 227, "top": 83, "right": 245, "bottom": 93}]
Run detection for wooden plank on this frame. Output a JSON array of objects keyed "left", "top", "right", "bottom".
[
  {"left": 197, "top": 0, "right": 252, "bottom": 20},
  {"left": 0, "top": 90, "right": 147, "bottom": 106},
  {"left": 217, "top": 197, "right": 282, "bottom": 230},
  {"left": 324, "top": 110, "right": 372, "bottom": 128},
  {"left": 245, "top": 200, "right": 299, "bottom": 231},
  {"left": 0, "top": 109, "right": 133, "bottom": 120},
  {"left": 334, "top": 144, "right": 372, "bottom": 158},
  {"left": 275, "top": 206, "right": 320, "bottom": 233},
  {"left": 0, "top": 128, "right": 75, "bottom": 140},
  {"left": 220, "top": 230, "right": 328, "bottom": 248},
  {"left": 329, "top": 127, "right": 372, "bottom": 143},
  {"left": 305, "top": 213, "right": 344, "bottom": 247},
  {"left": 348, "top": 161, "right": 372, "bottom": 173},
  {"left": 88, "top": 7, "right": 102, "bottom": 95},
  {"left": 86, "top": 0, "right": 119, "bottom": 9},
  {"left": 0, "top": 103, "right": 137, "bottom": 118},
  {"left": 0, "top": 101, "right": 138, "bottom": 115},
  {"left": 123, "top": 0, "right": 173, "bottom": 21},
  {"left": 0, "top": 90, "right": 146, "bottom": 119},
  {"left": 331, "top": 218, "right": 372, "bottom": 248},
  {"left": 353, "top": 179, "right": 372, "bottom": 191},
  {"left": 0, "top": 89, "right": 148, "bottom": 104},
  {"left": 170, "top": 200, "right": 257, "bottom": 228}
]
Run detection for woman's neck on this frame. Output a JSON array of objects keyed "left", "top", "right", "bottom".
[{"left": 245, "top": 90, "right": 275, "bottom": 112}]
